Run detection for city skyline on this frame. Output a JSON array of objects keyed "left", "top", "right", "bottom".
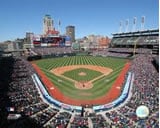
[{"left": 0, "top": 0, "right": 158, "bottom": 42}]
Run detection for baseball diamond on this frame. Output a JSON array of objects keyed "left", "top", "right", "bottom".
[{"left": 33, "top": 56, "right": 130, "bottom": 105}]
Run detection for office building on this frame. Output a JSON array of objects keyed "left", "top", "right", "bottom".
[
  {"left": 66, "top": 26, "right": 75, "bottom": 42},
  {"left": 43, "top": 15, "right": 54, "bottom": 35}
]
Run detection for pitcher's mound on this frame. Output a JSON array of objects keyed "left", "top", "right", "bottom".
[{"left": 75, "top": 81, "right": 93, "bottom": 90}]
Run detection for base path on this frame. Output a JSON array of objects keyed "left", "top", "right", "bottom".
[
  {"left": 51, "top": 65, "right": 112, "bottom": 75},
  {"left": 51, "top": 65, "right": 113, "bottom": 90},
  {"left": 31, "top": 63, "right": 130, "bottom": 106}
]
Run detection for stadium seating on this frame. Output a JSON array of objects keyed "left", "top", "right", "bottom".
[{"left": 0, "top": 34, "right": 159, "bottom": 128}]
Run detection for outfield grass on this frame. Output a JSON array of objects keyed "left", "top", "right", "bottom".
[{"left": 34, "top": 56, "right": 127, "bottom": 100}]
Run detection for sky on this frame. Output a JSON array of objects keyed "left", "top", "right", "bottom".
[{"left": 0, "top": 0, "right": 159, "bottom": 42}]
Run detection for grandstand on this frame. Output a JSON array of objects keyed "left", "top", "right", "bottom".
[
  {"left": 110, "top": 29, "right": 159, "bottom": 55},
  {"left": 0, "top": 29, "right": 159, "bottom": 128}
]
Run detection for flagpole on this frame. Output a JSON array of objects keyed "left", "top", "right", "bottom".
[
  {"left": 119, "top": 20, "right": 122, "bottom": 33},
  {"left": 141, "top": 16, "right": 145, "bottom": 31},
  {"left": 125, "top": 19, "right": 129, "bottom": 33},
  {"left": 58, "top": 19, "right": 61, "bottom": 35},
  {"left": 132, "top": 17, "right": 137, "bottom": 32}
]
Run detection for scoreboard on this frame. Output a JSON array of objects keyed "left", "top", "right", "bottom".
[{"left": 33, "top": 36, "right": 71, "bottom": 47}]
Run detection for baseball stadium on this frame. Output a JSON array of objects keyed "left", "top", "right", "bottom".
[{"left": 0, "top": 28, "right": 158, "bottom": 128}]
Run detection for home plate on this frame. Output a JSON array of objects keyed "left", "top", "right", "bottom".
[{"left": 50, "top": 87, "right": 54, "bottom": 90}]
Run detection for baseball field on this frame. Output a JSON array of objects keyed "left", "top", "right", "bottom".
[{"left": 32, "top": 56, "right": 130, "bottom": 105}]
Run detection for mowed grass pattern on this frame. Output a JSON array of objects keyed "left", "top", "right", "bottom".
[
  {"left": 63, "top": 68, "right": 102, "bottom": 82},
  {"left": 34, "top": 56, "right": 127, "bottom": 100}
]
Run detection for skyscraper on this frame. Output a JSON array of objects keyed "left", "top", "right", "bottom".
[
  {"left": 66, "top": 26, "right": 75, "bottom": 42},
  {"left": 43, "top": 15, "right": 54, "bottom": 35}
]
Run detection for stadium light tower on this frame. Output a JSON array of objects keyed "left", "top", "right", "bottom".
[
  {"left": 141, "top": 16, "right": 145, "bottom": 31},
  {"left": 132, "top": 17, "right": 137, "bottom": 32}
]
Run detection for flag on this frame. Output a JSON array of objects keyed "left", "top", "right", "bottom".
[
  {"left": 120, "top": 21, "right": 122, "bottom": 26},
  {"left": 126, "top": 19, "right": 129, "bottom": 26},
  {"left": 133, "top": 17, "right": 137, "bottom": 24},
  {"left": 141, "top": 16, "right": 145, "bottom": 23}
]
